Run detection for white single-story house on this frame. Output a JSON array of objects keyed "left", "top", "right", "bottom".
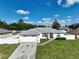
[
  {"left": 0, "top": 27, "right": 75, "bottom": 44},
  {"left": 19, "top": 27, "right": 75, "bottom": 43}
]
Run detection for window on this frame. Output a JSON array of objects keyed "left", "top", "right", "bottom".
[
  {"left": 42, "top": 33, "right": 48, "bottom": 37},
  {"left": 57, "top": 34, "right": 60, "bottom": 38}
]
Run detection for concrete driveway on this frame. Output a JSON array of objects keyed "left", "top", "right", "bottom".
[{"left": 8, "top": 42, "right": 37, "bottom": 59}]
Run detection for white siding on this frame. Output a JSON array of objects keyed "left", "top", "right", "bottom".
[
  {"left": 76, "top": 35, "right": 79, "bottom": 39},
  {"left": 53, "top": 34, "right": 65, "bottom": 39},
  {"left": 19, "top": 36, "right": 38, "bottom": 43},
  {"left": 40, "top": 34, "right": 47, "bottom": 39},
  {"left": 65, "top": 35, "right": 75, "bottom": 40},
  {"left": 53, "top": 33, "right": 75, "bottom": 40},
  {"left": 0, "top": 35, "right": 39, "bottom": 44},
  {"left": 0, "top": 33, "right": 75, "bottom": 44},
  {"left": 37, "top": 34, "right": 42, "bottom": 43}
]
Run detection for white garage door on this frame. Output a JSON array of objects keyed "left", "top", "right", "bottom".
[{"left": 19, "top": 36, "right": 38, "bottom": 43}]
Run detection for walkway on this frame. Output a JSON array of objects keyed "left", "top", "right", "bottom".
[
  {"left": 38, "top": 39, "right": 53, "bottom": 46},
  {"left": 8, "top": 42, "right": 37, "bottom": 59}
]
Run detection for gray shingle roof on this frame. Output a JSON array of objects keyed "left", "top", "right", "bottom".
[
  {"left": 0, "top": 28, "right": 11, "bottom": 34},
  {"left": 20, "top": 27, "right": 65, "bottom": 36},
  {"left": 68, "top": 27, "right": 79, "bottom": 35},
  {"left": 20, "top": 29, "right": 41, "bottom": 35},
  {"left": 35, "top": 27, "right": 65, "bottom": 34}
]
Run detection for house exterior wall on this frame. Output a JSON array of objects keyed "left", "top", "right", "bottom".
[
  {"left": 38, "top": 33, "right": 75, "bottom": 40},
  {"left": 34, "top": 34, "right": 42, "bottom": 43},
  {"left": 0, "top": 35, "right": 38, "bottom": 44},
  {"left": 19, "top": 36, "right": 38, "bottom": 43},
  {"left": 53, "top": 34, "right": 65, "bottom": 39},
  {"left": 0, "top": 33, "right": 75, "bottom": 44},
  {"left": 64, "top": 35, "right": 75, "bottom": 40},
  {"left": 40, "top": 34, "right": 47, "bottom": 39},
  {"left": 53, "top": 33, "right": 75, "bottom": 40},
  {"left": 76, "top": 35, "right": 79, "bottom": 39},
  {"left": 19, "top": 33, "right": 75, "bottom": 44},
  {"left": 39, "top": 33, "right": 53, "bottom": 39}
]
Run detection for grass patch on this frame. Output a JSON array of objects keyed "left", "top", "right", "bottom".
[
  {"left": 0, "top": 44, "right": 18, "bottom": 59},
  {"left": 36, "top": 40, "right": 79, "bottom": 59},
  {"left": 40, "top": 39, "right": 49, "bottom": 43}
]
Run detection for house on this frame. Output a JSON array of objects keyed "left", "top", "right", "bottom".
[
  {"left": 68, "top": 27, "right": 79, "bottom": 39},
  {"left": 0, "top": 28, "right": 12, "bottom": 38},
  {"left": 19, "top": 27, "right": 75, "bottom": 43},
  {"left": 59, "top": 26, "right": 70, "bottom": 33}
]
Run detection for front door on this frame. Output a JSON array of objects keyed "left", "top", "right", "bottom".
[{"left": 50, "top": 33, "right": 53, "bottom": 39}]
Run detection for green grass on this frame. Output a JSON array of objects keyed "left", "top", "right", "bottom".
[
  {"left": 0, "top": 44, "right": 18, "bottom": 59},
  {"left": 40, "top": 39, "right": 49, "bottom": 43},
  {"left": 36, "top": 40, "right": 79, "bottom": 59}
]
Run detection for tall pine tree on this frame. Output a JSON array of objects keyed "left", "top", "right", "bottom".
[{"left": 52, "top": 19, "right": 61, "bottom": 30}]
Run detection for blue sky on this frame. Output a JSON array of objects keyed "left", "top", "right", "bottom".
[{"left": 0, "top": 0, "right": 79, "bottom": 26}]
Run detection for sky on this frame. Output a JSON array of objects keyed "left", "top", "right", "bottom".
[{"left": 0, "top": 0, "right": 79, "bottom": 26}]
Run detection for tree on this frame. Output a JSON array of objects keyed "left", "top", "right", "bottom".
[
  {"left": 7, "top": 23, "right": 18, "bottom": 30},
  {"left": 68, "top": 23, "right": 79, "bottom": 29},
  {"left": 0, "top": 19, "right": 8, "bottom": 28},
  {"left": 18, "top": 19, "right": 24, "bottom": 24},
  {"left": 36, "top": 25, "right": 45, "bottom": 27},
  {"left": 52, "top": 19, "right": 61, "bottom": 30},
  {"left": 0, "top": 19, "right": 37, "bottom": 30},
  {"left": 18, "top": 19, "right": 25, "bottom": 30}
]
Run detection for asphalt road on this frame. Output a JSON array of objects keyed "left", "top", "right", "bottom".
[{"left": 8, "top": 42, "right": 37, "bottom": 59}]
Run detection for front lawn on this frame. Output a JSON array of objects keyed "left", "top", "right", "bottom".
[
  {"left": 36, "top": 40, "right": 79, "bottom": 59},
  {"left": 40, "top": 39, "right": 49, "bottom": 43},
  {"left": 0, "top": 44, "right": 18, "bottom": 59}
]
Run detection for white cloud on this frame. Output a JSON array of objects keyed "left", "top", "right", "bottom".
[
  {"left": 42, "top": 18, "right": 52, "bottom": 26},
  {"left": 36, "top": 17, "right": 73, "bottom": 26},
  {"left": 42, "top": 18, "right": 52, "bottom": 21},
  {"left": 37, "top": 21, "right": 42, "bottom": 24},
  {"left": 11, "top": 20, "right": 17, "bottom": 23},
  {"left": 57, "top": 0, "right": 79, "bottom": 7},
  {"left": 46, "top": 2, "right": 51, "bottom": 7},
  {"left": 63, "top": 0, "right": 79, "bottom": 7},
  {"left": 57, "top": 0, "right": 62, "bottom": 5},
  {"left": 54, "top": 14, "right": 60, "bottom": 17},
  {"left": 57, "top": 20, "right": 66, "bottom": 26},
  {"left": 22, "top": 17, "right": 29, "bottom": 20},
  {"left": 58, "top": 19, "right": 72, "bottom": 26},
  {"left": 66, "top": 16, "right": 72, "bottom": 18},
  {"left": 16, "top": 10, "right": 30, "bottom": 14},
  {"left": 27, "top": 21, "right": 34, "bottom": 24},
  {"left": 61, "top": 20, "right": 66, "bottom": 23},
  {"left": 66, "top": 19, "right": 72, "bottom": 22},
  {"left": 36, "top": 18, "right": 52, "bottom": 27},
  {"left": 56, "top": 19, "right": 69, "bottom": 25}
]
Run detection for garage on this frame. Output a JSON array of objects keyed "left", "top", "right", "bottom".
[{"left": 19, "top": 29, "right": 41, "bottom": 43}]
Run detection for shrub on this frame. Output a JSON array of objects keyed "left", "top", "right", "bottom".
[{"left": 55, "top": 37, "right": 66, "bottom": 40}]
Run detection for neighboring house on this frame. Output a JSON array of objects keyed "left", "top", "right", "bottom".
[
  {"left": 68, "top": 27, "right": 79, "bottom": 39},
  {"left": 0, "top": 28, "right": 12, "bottom": 38},
  {"left": 59, "top": 26, "right": 69, "bottom": 33},
  {"left": 20, "top": 27, "right": 75, "bottom": 43}
]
